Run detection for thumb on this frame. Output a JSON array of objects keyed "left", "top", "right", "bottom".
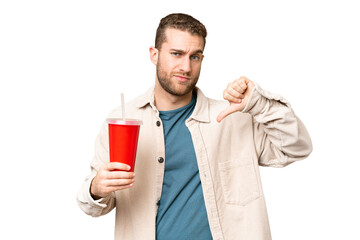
[{"left": 216, "top": 106, "right": 234, "bottom": 123}]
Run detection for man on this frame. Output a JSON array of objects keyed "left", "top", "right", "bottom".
[{"left": 77, "top": 13, "right": 312, "bottom": 240}]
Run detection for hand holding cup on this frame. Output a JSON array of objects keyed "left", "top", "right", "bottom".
[{"left": 90, "top": 162, "right": 135, "bottom": 200}]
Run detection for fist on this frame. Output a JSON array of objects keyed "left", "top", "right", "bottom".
[
  {"left": 216, "top": 76, "right": 255, "bottom": 123},
  {"left": 90, "top": 162, "right": 135, "bottom": 200}
]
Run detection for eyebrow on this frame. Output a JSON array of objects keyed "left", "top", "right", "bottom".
[{"left": 170, "top": 49, "right": 204, "bottom": 55}]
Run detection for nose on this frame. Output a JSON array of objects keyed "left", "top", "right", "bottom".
[{"left": 178, "top": 57, "right": 191, "bottom": 73}]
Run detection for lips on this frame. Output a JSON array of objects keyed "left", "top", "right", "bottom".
[{"left": 174, "top": 75, "right": 190, "bottom": 82}]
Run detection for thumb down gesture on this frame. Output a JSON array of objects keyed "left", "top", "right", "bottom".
[{"left": 216, "top": 76, "right": 255, "bottom": 123}]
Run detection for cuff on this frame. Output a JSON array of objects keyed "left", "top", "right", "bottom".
[
  {"left": 86, "top": 176, "right": 113, "bottom": 208},
  {"left": 89, "top": 189, "right": 113, "bottom": 208},
  {"left": 241, "top": 82, "right": 290, "bottom": 115},
  {"left": 77, "top": 174, "right": 113, "bottom": 215}
]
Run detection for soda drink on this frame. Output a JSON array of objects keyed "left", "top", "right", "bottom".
[{"left": 107, "top": 118, "right": 142, "bottom": 172}]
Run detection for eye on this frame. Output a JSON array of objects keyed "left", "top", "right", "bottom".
[
  {"left": 191, "top": 55, "right": 201, "bottom": 61},
  {"left": 171, "top": 52, "right": 180, "bottom": 57}
]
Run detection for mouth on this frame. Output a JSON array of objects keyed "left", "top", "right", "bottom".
[{"left": 174, "top": 75, "right": 190, "bottom": 82}]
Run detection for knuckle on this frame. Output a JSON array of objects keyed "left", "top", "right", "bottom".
[
  {"left": 99, "top": 171, "right": 106, "bottom": 179},
  {"left": 126, "top": 179, "right": 134, "bottom": 185},
  {"left": 119, "top": 163, "right": 128, "bottom": 169},
  {"left": 226, "top": 92, "right": 232, "bottom": 100},
  {"left": 99, "top": 165, "right": 106, "bottom": 171},
  {"left": 100, "top": 178, "right": 107, "bottom": 185}
]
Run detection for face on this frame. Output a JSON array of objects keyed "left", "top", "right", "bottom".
[{"left": 152, "top": 28, "right": 204, "bottom": 97}]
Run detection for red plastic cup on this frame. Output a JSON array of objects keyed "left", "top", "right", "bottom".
[{"left": 107, "top": 118, "right": 142, "bottom": 172}]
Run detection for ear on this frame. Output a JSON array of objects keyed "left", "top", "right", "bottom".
[{"left": 149, "top": 46, "right": 159, "bottom": 65}]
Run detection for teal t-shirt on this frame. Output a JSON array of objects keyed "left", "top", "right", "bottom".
[{"left": 156, "top": 94, "right": 212, "bottom": 240}]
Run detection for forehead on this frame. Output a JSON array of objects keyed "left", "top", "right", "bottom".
[{"left": 162, "top": 28, "right": 204, "bottom": 51}]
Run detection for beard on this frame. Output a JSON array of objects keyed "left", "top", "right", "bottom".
[{"left": 156, "top": 61, "right": 199, "bottom": 97}]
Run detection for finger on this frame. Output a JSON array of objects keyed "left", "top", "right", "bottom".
[
  {"left": 106, "top": 178, "right": 135, "bottom": 187},
  {"left": 108, "top": 171, "right": 135, "bottom": 179},
  {"left": 238, "top": 76, "right": 250, "bottom": 84},
  {"left": 223, "top": 91, "right": 243, "bottom": 103},
  {"left": 231, "top": 80, "right": 245, "bottom": 93},
  {"left": 227, "top": 87, "right": 245, "bottom": 100},
  {"left": 110, "top": 184, "right": 134, "bottom": 192},
  {"left": 106, "top": 184, "right": 134, "bottom": 193},
  {"left": 235, "top": 78, "right": 248, "bottom": 93},
  {"left": 105, "top": 162, "right": 131, "bottom": 171},
  {"left": 216, "top": 107, "right": 234, "bottom": 123}
]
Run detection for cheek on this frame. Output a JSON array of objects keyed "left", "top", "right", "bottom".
[
  {"left": 159, "top": 57, "right": 175, "bottom": 71},
  {"left": 192, "top": 63, "right": 202, "bottom": 73}
]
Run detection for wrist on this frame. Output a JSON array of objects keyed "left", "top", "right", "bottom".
[{"left": 90, "top": 178, "right": 102, "bottom": 200}]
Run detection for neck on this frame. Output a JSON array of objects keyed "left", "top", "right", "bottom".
[{"left": 154, "top": 81, "right": 193, "bottom": 111}]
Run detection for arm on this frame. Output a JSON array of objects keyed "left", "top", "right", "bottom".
[
  {"left": 217, "top": 76, "right": 312, "bottom": 167},
  {"left": 77, "top": 122, "right": 135, "bottom": 217},
  {"left": 77, "top": 168, "right": 116, "bottom": 217}
]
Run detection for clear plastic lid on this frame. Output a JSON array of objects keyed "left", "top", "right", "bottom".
[{"left": 106, "top": 118, "right": 143, "bottom": 125}]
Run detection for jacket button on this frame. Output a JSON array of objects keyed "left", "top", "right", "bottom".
[
  {"left": 156, "top": 121, "right": 161, "bottom": 127},
  {"left": 158, "top": 157, "right": 164, "bottom": 163}
]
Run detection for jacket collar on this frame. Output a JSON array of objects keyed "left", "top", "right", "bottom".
[
  {"left": 134, "top": 86, "right": 156, "bottom": 110},
  {"left": 134, "top": 86, "right": 210, "bottom": 123}
]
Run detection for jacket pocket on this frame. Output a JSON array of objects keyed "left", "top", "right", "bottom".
[{"left": 218, "top": 157, "right": 260, "bottom": 205}]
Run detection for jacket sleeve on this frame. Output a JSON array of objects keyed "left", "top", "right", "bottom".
[
  {"left": 242, "top": 82, "right": 313, "bottom": 167},
  {"left": 77, "top": 122, "right": 116, "bottom": 217}
]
